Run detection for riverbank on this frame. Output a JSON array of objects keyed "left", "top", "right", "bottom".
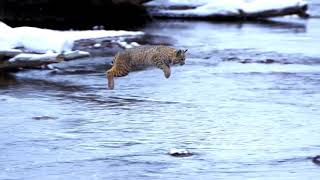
[{"left": 0, "top": 0, "right": 151, "bottom": 30}]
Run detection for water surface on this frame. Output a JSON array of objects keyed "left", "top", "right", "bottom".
[{"left": 1, "top": 8, "right": 320, "bottom": 180}]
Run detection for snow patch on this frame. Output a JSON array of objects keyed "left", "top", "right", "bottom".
[
  {"left": 177, "top": 0, "right": 244, "bottom": 15},
  {"left": 93, "top": 43, "right": 102, "bottom": 48},
  {"left": 243, "top": 0, "right": 307, "bottom": 13},
  {"left": 145, "top": 0, "right": 210, "bottom": 8}
]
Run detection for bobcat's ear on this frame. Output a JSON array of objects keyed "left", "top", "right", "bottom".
[
  {"left": 175, "top": 49, "right": 183, "bottom": 56},
  {"left": 184, "top": 49, "right": 188, "bottom": 53}
]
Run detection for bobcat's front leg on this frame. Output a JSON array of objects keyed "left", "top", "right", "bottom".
[
  {"left": 155, "top": 60, "right": 171, "bottom": 78},
  {"left": 162, "top": 65, "right": 171, "bottom": 78}
]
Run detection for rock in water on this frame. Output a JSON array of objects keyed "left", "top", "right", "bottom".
[
  {"left": 312, "top": 155, "right": 320, "bottom": 165},
  {"left": 168, "top": 148, "right": 193, "bottom": 157},
  {"left": 32, "top": 116, "right": 57, "bottom": 120}
]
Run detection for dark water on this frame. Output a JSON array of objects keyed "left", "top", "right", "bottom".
[{"left": 1, "top": 5, "right": 320, "bottom": 180}]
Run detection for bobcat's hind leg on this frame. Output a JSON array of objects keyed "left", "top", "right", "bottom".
[
  {"left": 106, "top": 70, "right": 115, "bottom": 90},
  {"left": 106, "top": 67, "right": 129, "bottom": 90}
]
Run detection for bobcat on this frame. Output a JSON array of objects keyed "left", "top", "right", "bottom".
[{"left": 106, "top": 45, "right": 187, "bottom": 89}]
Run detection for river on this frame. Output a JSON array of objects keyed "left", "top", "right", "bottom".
[{"left": 1, "top": 2, "right": 320, "bottom": 180}]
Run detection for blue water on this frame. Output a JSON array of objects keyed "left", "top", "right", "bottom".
[{"left": 1, "top": 3, "right": 320, "bottom": 180}]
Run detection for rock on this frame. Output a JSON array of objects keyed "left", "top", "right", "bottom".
[
  {"left": 168, "top": 148, "right": 193, "bottom": 157},
  {"left": 32, "top": 116, "right": 57, "bottom": 120}
]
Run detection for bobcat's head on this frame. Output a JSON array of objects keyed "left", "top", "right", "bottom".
[{"left": 172, "top": 49, "right": 188, "bottom": 65}]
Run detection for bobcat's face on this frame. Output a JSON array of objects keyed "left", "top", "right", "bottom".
[{"left": 172, "top": 49, "right": 188, "bottom": 65}]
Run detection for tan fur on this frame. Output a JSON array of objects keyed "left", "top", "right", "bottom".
[{"left": 106, "top": 45, "right": 187, "bottom": 89}]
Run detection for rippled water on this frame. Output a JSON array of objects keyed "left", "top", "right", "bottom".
[{"left": 1, "top": 7, "right": 320, "bottom": 180}]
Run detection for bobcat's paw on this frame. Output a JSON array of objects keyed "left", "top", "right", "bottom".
[
  {"left": 164, "top": 68, "right": 171, "bottom": 79},
  {"left": 165, "top": 72, "right": 171, "bottom": 78}
]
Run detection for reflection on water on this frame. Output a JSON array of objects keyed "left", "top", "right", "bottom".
[
  {"left": 143, "top": 18, "right": 320, "bottom": 57},
  {"left": 1, "top": 18, "right": 320, "bottom": 180},
  {"left": 0, "top": 72, "right": 17, "bottom": 87}
]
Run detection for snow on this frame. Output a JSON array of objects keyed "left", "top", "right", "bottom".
[
  {"left": 168, "top": 148, "right": 193, "bottom": 157},
  {"left": 8, "top": 50, "right": 90, "bottom": 63},
  {"left": 169, "top": 148, "right": 190, "bottom": 154},
  {"left": 63, "top": 50, "right": 90, "bottom": 60},
  {"left": 130, "top": 42, "right": 140, "bottom": 47},
  {"left": 147, "top": 0, "right": 307, "bottom": 16},
  {"left": 0, "top": 21, "right": 144, "bottom": 54},
  {"left": 117, "top": 41, "right": 140, "bottom": 49},
  {"left": 242, "top": 0, "right": 307, "bottom": 13},
  {"left": 0, "top": 21, "right": 12, "bottom": 30},
  {"left": 182, "top": 0, "right": 244, "bottom": 15},
  {"left": 145, "top": 0, "right": 210, "bottom": 7},
  {"left": 9, "top": 51, "right": 62, "bottom": 63},
  {"left": 93, "top": 43, "right": 102, "bottom": 48}
]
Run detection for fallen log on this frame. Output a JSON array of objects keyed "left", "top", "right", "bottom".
[
  {"left": 147, "top": 2, "right": 309, "bottom": 21},
  {"left": 238, "top": 4, "right": 309, "bottom": 19},
  {"left": 0, "top": 52, "right": 63, "bottom": 70},
  {"left": 0, "top": 50, "right": 90, "bottom": 71},
  {"left": 0, "top": 50, "right": 24, "bottom": 58}
]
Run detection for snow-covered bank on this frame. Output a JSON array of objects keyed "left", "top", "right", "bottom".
[
  {"left": 145, "top": 0, "right": 309, "bottom": 19},
  {"left": 0, "top": 21, "right": 143, "bottom": 70},
  {"left": 0, "top": 22, "right": 143, "bottom": 54}
]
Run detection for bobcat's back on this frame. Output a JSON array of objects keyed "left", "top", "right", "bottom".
[
  {"left": 117, "top": 45, "right": 177, "bottom": 67},
  {"left": 106, "top": 45, "right": 187, "bottom": 90}
]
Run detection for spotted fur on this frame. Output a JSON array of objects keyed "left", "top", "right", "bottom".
[{"left": 106, "top": 45, "right": 187, "bottom": 89}]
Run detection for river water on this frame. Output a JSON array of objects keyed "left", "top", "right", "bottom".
[{"left": 1, "top": 3, "right": 320, "bottom": 180}]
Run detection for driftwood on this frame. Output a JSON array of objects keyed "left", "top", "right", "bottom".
[
  {"left": 0, "top": 52, "right": 63, "bottom": 70},
  {"left": 238, "top": 4, "right": 309, "bottom": 19},
  {"left": 0, "top": 50, "right": 24, "bottom": 57},
  {"left": 149, "top": 4, "right": 309, "bottom": 21},
  {"left": 0, "top": 50, "right": 90, "bottom": 71}
]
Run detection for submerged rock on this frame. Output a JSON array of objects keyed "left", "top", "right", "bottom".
[
  {"left": 168, "top": 148, "right": 194, "bottom": 157},
  {"left": 32, "top": 116, "right": 58, "bottom": 120},
  {"left": 312, "top": 155, "right": 320, "bottom": 165}
]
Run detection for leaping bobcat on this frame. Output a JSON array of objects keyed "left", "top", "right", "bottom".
[{"left": 106, "top": 45, "right": 187, "bottom": 90}]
